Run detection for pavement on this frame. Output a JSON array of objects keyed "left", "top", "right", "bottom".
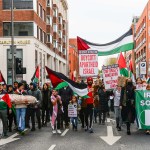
[{"left": 0, "top": 116, "right": 150, "bottom": 150}]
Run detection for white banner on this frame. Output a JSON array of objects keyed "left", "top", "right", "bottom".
[
  {"left": 102, "top": 64, "right": 120, "bottom": 90},
  {"left": 79, "top": 50, "right": 98, "bottom": 77}
]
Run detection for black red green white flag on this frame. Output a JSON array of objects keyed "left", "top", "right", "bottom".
[
  {"left": 45, "top": 67, "right": 88, "bottom": 97},
  {"left": 31, "top": 66, "right": 40, "bottom": 83},
  {"left": 0, "top": 71, "right": 6, "bottom": 84},
  {"left": 77, "top": 28, "right": 134, "bottom": 56}
]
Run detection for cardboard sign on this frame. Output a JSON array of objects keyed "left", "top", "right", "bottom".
[
  {"left": 102, "top": 64, "right": 120, "bottom": 89},
  {"left": 117, "top": 76, "right": 126, "bottom": 87},
  {"left": 68, "top": 103, "right": 77, "bottom": 117},
  {"left": 79, "top": 50, "right": 98, "bottom": 77}
]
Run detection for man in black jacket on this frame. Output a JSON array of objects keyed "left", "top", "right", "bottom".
[
  {"left": 26, "top": 82, "right": 42, "bottom": 131},
  {"left": 59, "top": 86, "right": 73, "bottom": 128}
]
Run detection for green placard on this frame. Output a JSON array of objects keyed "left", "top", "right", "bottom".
[{"left": 136, "top": 90, "right": 150, "bottom": 129}]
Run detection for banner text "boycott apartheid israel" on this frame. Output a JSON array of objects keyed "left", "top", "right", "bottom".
[{"left": 79, "top": 50, "right": 98, "bottom": 76}]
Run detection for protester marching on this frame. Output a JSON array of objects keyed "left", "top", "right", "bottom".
[{"left": 0, "top": 56, "right": 150, "bottom": 140}]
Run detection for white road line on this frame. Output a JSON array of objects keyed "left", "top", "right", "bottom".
[
  {"left": 61, "top": 129, "right": 69, "bottom": 136},
  {"left": 48, "top": 144, "right": 56, "bottom": 150},
  {"left": 107, "top": 118, "right": 110, "bottom": 123}
]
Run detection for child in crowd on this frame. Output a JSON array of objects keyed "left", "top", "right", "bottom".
[
  {"left": 51, "top": 90, "right": 62, "bottom": 134},
  {"left": 70, "top": 95, "right": 80, "bottom": 131}
]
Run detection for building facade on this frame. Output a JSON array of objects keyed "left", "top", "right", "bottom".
[
  {"left": 0, "top": 0, "right": 68, "bottom": 85},
  {"left": 134, "top": 2, "right": 149, "bottom": 78},
  {"left": 69, "top": 38, "right": 79, "bottom": 80}
]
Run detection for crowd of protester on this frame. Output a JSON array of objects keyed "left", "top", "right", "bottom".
[{"left": 0, "top": 75, "right": 150, "bottom": 138}]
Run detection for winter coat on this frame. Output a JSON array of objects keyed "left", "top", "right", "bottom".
[
  {"left": 59, "top": 86, "right": 73, "bottom": 105},
  {"left": 120, "top": 85, "right": 135, "bottom": 123},
  {"left": 98, "top": 89, "right": 108, "bottom": 112},
  {"left": 28, "top": 89, "right": 42, "bottom": 108},
  {"left": 41, "top": 89, "right": 52, "bottom": 109}
]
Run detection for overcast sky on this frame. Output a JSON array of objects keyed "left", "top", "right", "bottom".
[{"left": 68, "top": 0, "right": 148, "bottom": 69}]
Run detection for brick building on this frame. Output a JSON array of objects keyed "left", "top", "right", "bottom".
[
  {"left": 133, "top": 2, "right": 150, "bottom": 78},
  {"left": 69, "top": 38, "right": 79, "bottom": 80},
  {"left": 0, "top": 0, "right": 68, "bottom": 85}
]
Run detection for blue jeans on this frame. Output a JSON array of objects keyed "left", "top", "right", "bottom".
[
  {"left": 71, "top": 117, "right": 78, "bottom": 128},
  {"left": 16, "top": 108, "right": 26, "bottom": 131}
]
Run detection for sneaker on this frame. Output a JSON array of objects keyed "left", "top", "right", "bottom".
[
  {"left": 20, "top": 131, "right": 25, "bottom": 136},
  {"left": 117, "top": 127, "right": 121, "bottom": 131},
  {"left": 127, "top": 130, "right": 131, "bottom": 135},
  {"left": 31, "top": 128, "right": 36, "bottom": 131},
  {"left": 85, "top": 127, "right": 88, "bottom": 132},
  {"left": 52, "top": 130, "right": 56, "bottom": 134},
  {"left": 57, "top": 130, "right": 61, "bottom": 134},
  {"left": 89, "top": 128, "right": 94, "bottom": 133}
]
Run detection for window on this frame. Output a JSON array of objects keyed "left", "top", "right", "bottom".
[
  {"left": 47, "top": 34, "right": 52, "bottom": 43},
  {"left": 63, "top": 48, "right": 66, "bottom": 55},
  {"left": 53, "top": 8, "right": 58, "bottom": 17},
  {"left": 53, "top": 24, "right": 58, "bottom": 32},
  {"left": 42, "top": 9, "right": 45, "bottom": 21},
  {"left": 63, "top": 23, "right": 66, "bottom": 30},
  {"left": 38, "top": 28, "right": 43, "bottom": 42},
  {"left": 3, "top": 22, "right": 33, "bottom": 36},
  {"left": 47, "top": 0, "right": 52, "bottom": 7},
  {"left": 53, "top": 40, "right": 58, "bottom": 48},
  {"left": 3, "top": 0, "right": 33, "bottom": 9},
  {"left": 63, "top": 35, "right": 66, "bottom": 43},
  {"left": 39, "top": 4, "right": 42, "bottom": 18},
  {"left": 58, "top": 31, "right": 62, "bottom": 38},
  {"left": 59, "top": 16, "right": 62, "bottom": 24},
  {"left": 46, "top": 16, "right": 52, "bottom": 25}
]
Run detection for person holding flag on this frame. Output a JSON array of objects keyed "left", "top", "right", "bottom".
[
  {"left": 0, "top": 83, "right": 12, "bottom": 137},
  {"left": 85, "top": 77, "right": 94, "bottom": 133}
]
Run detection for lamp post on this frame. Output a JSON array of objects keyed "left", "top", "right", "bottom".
[
  {"left": 11, "top": 0, "right": 15, "bottom": 84},
  {"left": 54, "top": 41, "right": 57, "bottom": 71}
]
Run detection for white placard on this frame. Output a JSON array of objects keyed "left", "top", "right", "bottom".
[
  {"left": 140, "top": 62, "right": 146, "bottom": 75},
  {"left": 68, "top": 103, "right": 77, "bottom": 117},
  {"left": 102, "top": 64, "right": 120, "bottom": 90},
  {"left": 79, "top": 50, "right": 98, "bottom": 77}
]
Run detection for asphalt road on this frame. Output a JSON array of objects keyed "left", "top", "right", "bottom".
[{"left": 0, "top": 118, "right": 150, "bottom": 150}]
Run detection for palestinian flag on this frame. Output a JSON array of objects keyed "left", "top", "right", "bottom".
[
  {"left": 129, "top": 60, "right": 135, "bottom": 83},
  {"left": 0, "top": 71, "right": 6, "bottom": 84},
  {"left": 77, "top": 28, "right": 134, "bottom": 56},
  {"left": 1, "top": 94, "right": 12, "bottom": 108},
  {"left": 31, "top": 66, "right": 40, "bottom": 83},
  {"left": 118, "top": 52, "right": 129, "bottom": 77},
  {"left": 45, "top": 67, "right": 88, "bottom": 97}
]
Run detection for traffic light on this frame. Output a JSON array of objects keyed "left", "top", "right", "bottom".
[{"left": 16, "top": 58, "right": 22, "bottom": 74}]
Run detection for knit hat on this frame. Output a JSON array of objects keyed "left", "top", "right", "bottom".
[
  {"left": 30, "top": 82, "right": 37, "bottom": 89},
  {"left": 87, "top": 77, "right": 93, "bottom": 82}
]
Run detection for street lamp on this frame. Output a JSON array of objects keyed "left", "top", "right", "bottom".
[{"left": 11, "top": 0, "right": 16, "bottom": 84}]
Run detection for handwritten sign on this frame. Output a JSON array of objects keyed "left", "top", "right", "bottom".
[
  {"left": 79, "top": 50, "right": 98, "bottom": 77},
  {"left": 102, "top": 64, "right": 120, "bottom": 89},
  {"left": 68, "top": 103, "right": 77, "bottom": 117}
]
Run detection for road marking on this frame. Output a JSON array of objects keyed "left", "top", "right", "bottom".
[
  {"left": 48, "top": 144, "right": 56, "bottom": 150},
  {"left": 107, "top": 118, "right": 110, "bottom": 122},
  {"left": 0, "top": 133, "right": 20, "bottom": 146},
  {"left": 100, "top": 126, "right": 121, "bottom": 146},
  {"left": 61, "top": 129, "right": 69, "bottom": 136}
]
